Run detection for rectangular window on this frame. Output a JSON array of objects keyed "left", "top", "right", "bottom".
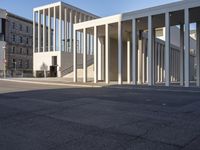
[
  {"left": 26, "top": 26, "right": 29, "bottom": 33},
  {"left": 12, "top": 59, "right": 16, "bottom": 68},
  {"left": 19, "top": 59, "right": 22, "bottom": 68},
  {"left": 12, "top": 47, "right": 15, "bottom": 53},
  {"left": 20, "top": 36, "right": 23, "bottom": 43},
  {"left": 20, "top": 24, "right": 23, "bottom": 31},
  {"left": 26, "top": 37, "right": 29, "bottom": 44},
  {"left": 26, "top": 60, "right": 29, "bottom": 69},
  {"left": 12, "top": 35, "right": 16, "bottom": 42},
  {"left": 12, "top": 22, "right": 15, "bottom": 29},
  {"left": 19, "top": 48, "right": 22, "bottom": 54}
]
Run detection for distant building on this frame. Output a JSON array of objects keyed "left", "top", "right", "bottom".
[{"left": 0, "top": 8, "right": 33, "bottom": 77}]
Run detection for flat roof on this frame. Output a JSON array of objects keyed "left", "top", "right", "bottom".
[
  {"left": 74, "top": 0, "right": 200, "bottom": 29},
  {"left": 33, "top": 1, "right": 99, "bottom": 18}
]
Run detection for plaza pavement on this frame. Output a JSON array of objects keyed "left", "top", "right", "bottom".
[{"left": 0, "top": 80, "right": 200, "bottom": 150}]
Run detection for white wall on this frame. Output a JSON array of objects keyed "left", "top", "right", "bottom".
[{"left": 33, "top": 51, "right": 61, "bottom": 76}]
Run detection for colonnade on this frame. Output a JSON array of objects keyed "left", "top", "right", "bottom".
[{"left": 74, "top": 8, "right": 200, "bottom": 87}]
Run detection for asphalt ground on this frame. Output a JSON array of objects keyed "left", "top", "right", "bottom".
[{"left": 0, "top": 80, "right": 200, "bottom": 150}]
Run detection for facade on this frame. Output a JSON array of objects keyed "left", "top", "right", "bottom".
[
  {"left": 33, "top": 2, "right": 98, "bottom": 77},
  {"left": 73, "top": 0, "right": 200, "bottom": 87},
  {"left": 0, "top": 9, "right": 33, "bottom": 77}
]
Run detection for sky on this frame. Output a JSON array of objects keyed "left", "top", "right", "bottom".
[{"left": 1, "top": 0, "right": 180, "bottom": 20}]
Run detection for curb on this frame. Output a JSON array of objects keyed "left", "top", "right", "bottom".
[{"left": 0, "top": 79, "right": 102, "bottom": 88}]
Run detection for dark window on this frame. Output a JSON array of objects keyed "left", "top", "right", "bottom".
[
  {"left": 26, "top": 26, "right": 29, "bottom": 33},
  {"left": 20, "top": 36, "right": 23, "bottom": 43},
  {"left": 12, "top": 22, "right": 15, "bottom": 29},
  {"left": 26, "top": 37, "right": 29, "bottom": 44},
  {"left": 19, "top": 59, "right": 22, "bottom": 68},
  {"left": 19, "top": 48, "right": 23, "bottom": 54},
  {"left": 12, "top": 35, "right": 16, "bottom": 42},
  {"left": 20, "top": 24, "right": 23, "bottom": 31},
  {"left": 26, "top": 60, "right": 29, "bottom": 69},
  {"left": 12, "top": 59, "right": 16, "bottom": 68}
]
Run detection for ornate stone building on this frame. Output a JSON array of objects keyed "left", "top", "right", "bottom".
[{"left": 0, "top": 8, "right": 33, "bottom": 77}]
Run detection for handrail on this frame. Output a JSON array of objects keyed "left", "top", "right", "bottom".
[{"left": 61, "top": 57, "right": 94, "bottom": 76}]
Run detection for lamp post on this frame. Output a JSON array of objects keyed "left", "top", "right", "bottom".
[{"left": 2, "top": 45, "right": 6, "bottom": 78}]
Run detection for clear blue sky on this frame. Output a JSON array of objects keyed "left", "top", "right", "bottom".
[{"left": 1, "top": 0, "right": 180, "bottom": 19}]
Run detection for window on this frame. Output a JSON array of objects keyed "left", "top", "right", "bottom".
[
  {"left": 26, "top": 26, "right": 29, "bottom": 33},
  {"left": 19, "top": 48, "right": 23, "bottom": 54},
  {"left": 12, "top": 59, "right": 16, "bottom": 68},
  {"left": 12, "top": 47, "right": 16, "bottom": 53},
  {"left": 19, "top": 59, "right": 22, "bottom": 68},
  {"left": 20, "top": 24, "right": 23, "bottom": 31},
  {"left": 26, "top": 60, "right": 29, "bottom": 69},
  {"left": 20, "top": 36, "right": 23, "bottom": 43},
  {"left": 12, "top": 22, "right": 15, "bottom": 29},
  {"left": 26, "top": 37, "right": 29, "bottom": 44},
  {"left": 12, "top": 35, "right": 16, "bottom": 42}
]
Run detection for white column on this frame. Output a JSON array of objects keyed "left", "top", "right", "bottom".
[
  {"left": 142, "top": 37, "right": 146, "bottom": 83},
  {"left": 197, "top": 22, "right": 200, "bottom": 87},
  {"left": 59, "top": 6, "right": 62, "bottom": 51},
  {"left": 160, "top": 44, "right": 164, "bottom": 82},
  {"left": 64, "top": 8, "right": 67, "bottom": 52},
  {"left": 157, "top": 43, "right": 161, "bottom": 82},
  {"left": 33, "top": 11, "right": 36, "bottom": 52},
  {"left": 48, "top": 8, "right": 51, "bottom": 52},
  {"left": 70, "top": 10, "right": 73, "bottom": 52},
  {"left": 105, "top": 24, "right": 109, "bottom": 84},
  {"left": 155, "top": 43, "right": 158, "bottom": 83},
  {"left": 118, "top": 21, "right": 122, "bottom": 85},
  {"left": 180, "top": 24, "right": 184, "bottom": 86},
  {"left": 127, "top": 34, "right": 131, "bottom": 84},
  {"left": 43, "top": 9, "right": 46, "bottom": 52},
  {"left": 138, "top": 33, "right": 142, "bottom": 84},
  {"left": 38, "top": 10, "right": 41, "bottom": 52},
  {"left": 184, "top": 8, "right": 190, "bottom": 87},
  {"left": 165, "top": 12, "right": 170, "bottom": 86},
  {"left": 148, "top": 16, "right": 153, "bottom": 86},
  {"left": 132, "top": 18, "right": 137, "bottom": 85},
  {"left": 53, "top": 7, "right": 56, "bottom": 51},
  {"left": 83, "top": 28, "right": 87, "bottom": 83},
  {"left": 94, "top": 26, "right": 98, "bottom": 83},
  {"left": 73, "top": 30, "right": 77, "bottom": 82},
  {"left": 98, "top": 37, "right": 104, "bottom": 81}
]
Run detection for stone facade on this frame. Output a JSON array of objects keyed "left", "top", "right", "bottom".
[{"left": 0, "top": 9, "right": 33, "bottom": 77}]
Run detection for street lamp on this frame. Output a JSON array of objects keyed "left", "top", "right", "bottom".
[{"left": 2, "top": 45, "right": 6, "bottom": 78}]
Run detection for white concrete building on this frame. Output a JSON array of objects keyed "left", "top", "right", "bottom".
[
  {"left": 33, "top": 2, "right": 98, "bottom": 77},
  {"left": 33, "top": 0, "right": 200, "bottom": 87},
  {"left": 72, "top": 0, "right": 200, "bottom": 87}
]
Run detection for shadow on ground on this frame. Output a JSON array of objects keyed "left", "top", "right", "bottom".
[{"left": 0, "top": 86, "right": 200, "bottom": 150}]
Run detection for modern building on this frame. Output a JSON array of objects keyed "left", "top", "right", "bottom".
[
  {"left": 33, "top": 0, "right": 200, "bottom": 87},
  {"left": 73, "top": 0, "right": 200, "bottom": 87},
  {"left": 0, "top": 8, "right": 33, "bottom": 77},
  {"left": 33, "top": 2, "right": 98, "bottom": 77}
]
